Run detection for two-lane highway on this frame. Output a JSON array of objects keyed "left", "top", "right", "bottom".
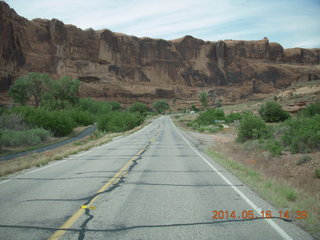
[{"left": 0, "top": 116, "right": 313, "bottom": 239}]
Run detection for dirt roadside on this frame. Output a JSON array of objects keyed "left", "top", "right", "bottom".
[{"left": 177, "top": 119, "right": 320, "bottom": 200}]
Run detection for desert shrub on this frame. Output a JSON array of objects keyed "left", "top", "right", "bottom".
[
  {"left": 25, "top": 109, "right": 74, "bottom": 137},
  {"left": 242, "top": 139, "right": 264, "bottom": 151},
  {"left": 0, "top": 112, "right": 28, "bottom": 130},
  {"left": 315, "top": 168, "right": 320, "bottom": 178},
  {"left": 108, "top": 101, "right": 121, "bottom": 111},
  {"left": 237, "top": 113, "right": 269, "bottom": 142},
  {"left": 0, "top": 128, "right": 51, "bottom": 147},
  {"left": 225, "top": 112, "right": 243, "bottom": 123},
  {"left": 258, "top": 101, "right": 290, "bottom": 122},
  {"left": 283, "top": 187, "right": 297, "bottom": 201},
  {"left": 264, "top": 140, "right": 283, "bottom": 157},
  {"left": 186, "top": 122, "right": 193, "bottom": 127},
  {"left": 190, "top": 105, "right": 199, "bottom": 112},
  {"left": 281, "top": 116, "right": 320, "bottom": 153},
  {"left": 299, "top": 102, "right": 320, "bottom": 117},
  {"left": 78, "top": 98, "right": 112, "bottom": 115},
  {"left": 11, "top": 105, "right": 36, "bottom": 118},
  {"left": 42, "top": 99, "right": 73, "bottom": 111},
  {"left": 195, "top": 108, "right": 225, "bottom": 125},
  {"left": 129, "top": 102, "right": 148, "bottom": 115},
  {"left": 98, "top": 111, "right": 144, "bottom": 132},
  {"left": 296, "top": 155, "right": 312, "bottom": 166},
  {"left": 67, "top": 110, "right": 94, "bottom": 126}
]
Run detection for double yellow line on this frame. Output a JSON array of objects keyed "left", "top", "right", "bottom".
[{"left": 48, "top": 146, "right": 147, "bottom": 240}]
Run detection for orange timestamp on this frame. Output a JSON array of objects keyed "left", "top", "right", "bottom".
[{"left": 211, "top": 210, "right": 308, "bottom": 220}]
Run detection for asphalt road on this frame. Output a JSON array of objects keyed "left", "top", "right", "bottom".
[{"left": 0, "top": 116, "right": 313, "bottom": 240}]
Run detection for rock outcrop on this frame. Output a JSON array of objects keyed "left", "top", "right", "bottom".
[{"left": 1, "top": 1, "right": 320, "bottom": 105}]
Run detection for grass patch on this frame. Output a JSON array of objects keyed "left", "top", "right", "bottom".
[
  {"left": 0, "top": 128, "right": 51, "bottom": 148},
  {"left": 206, "top": 149, "right": 320, "bottom": 236}
]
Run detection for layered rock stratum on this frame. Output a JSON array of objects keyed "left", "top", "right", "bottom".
[{"left": 1, "top": 1, "right": 319, "bottom": 106}]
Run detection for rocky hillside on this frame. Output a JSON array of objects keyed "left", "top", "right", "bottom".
[{"left": 1, "top": 1, "right": 319, "bottom": 105}]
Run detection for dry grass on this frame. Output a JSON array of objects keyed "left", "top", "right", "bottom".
[{"left": 206, "top": 149, "right": 320, "bottom": 238}]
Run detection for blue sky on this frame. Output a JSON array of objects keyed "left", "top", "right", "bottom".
[{"left": 5, "top": 0, "right": 320, "bottom": 48}]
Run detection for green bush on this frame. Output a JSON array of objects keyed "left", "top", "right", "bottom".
[
  {"left": 299, "top": 102, "right": 320, "bottom": 117},
  {"left": 0, "top": 128, "right": 51, "bottom": 147},
  {"left": 67, "top": 110, "right": 94, "bottom": 126},
  {"left": 225, "top": 112, "right": 243, "bottom": 123},
  {"left": 281, "top": 116, "right": 320, "bottom": 153},
  {"left": 42, "top": 99, "right": 73, "bottom": 111},
  {"left": 237, "top": 113, "right": 269, "bottom": 142},
  {"left": 98, "top": 111, "right": 144, "bottom": 132},
  {"left": 129, "top": 102, "right": 148, "bottom": 115},
  {"left": 190, "top": 105, "right": 199, "bottom": 112},
  {"left": 315, "top": 168, "right": 320, "bottom": 178},
  {"left": 199, "top": 92, "right": 208, "bottom": 109},
  {"left": 78, "top": 98, "right": 112, "bottom": 115},
  {"left": 25, "top": 108, "right": 74, "bottom": 137},
  {"left": 153, "top": 100, "right": 169, "bottom": 114},
  {"left": 258, "top": 101, "right": 290, "bottom": 122},
  {"left": 11, "top": 105, "right": 36, "bottom": 118},
  {"left": 195, "top": 108, "right": 225, "bottom": 125},
  {"left": 264, "top": 140, "right": 283, "bottom": 157},
  {"left": 108, "top": 101, "right": 121, "bottom": 111}
]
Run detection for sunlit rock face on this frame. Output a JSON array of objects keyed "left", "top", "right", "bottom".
[{"left": 1, "top": 2, "right": 319, "bottom": 105}]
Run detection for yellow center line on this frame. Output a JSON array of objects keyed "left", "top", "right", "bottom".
[{"left": 48, "top": 147, "right": 147, "bottom": 240}]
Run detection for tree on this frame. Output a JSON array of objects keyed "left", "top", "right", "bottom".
[
  {"left": 258, "top": 101, "right": 290, "bottom": 122},
  {"left": 8, "top": 77, "right": 30, "bottom": 105},
  {"left": 129, "top": 102, "right": 148, "bottom": 115},
  {"left": 9, "top": 73, "right": 80, "bottom": 109},
  {"left": 199, "top": 92, "right": 208, "bottom": 109},
  {"left": 43, "top": 76, "right": 80, "bottom": 109},
  {"left": 153, "top": 100, "right": 169, "bottom": 114},
  {"left": 9, "top": 72, "right": 51, "bottom": 107}
]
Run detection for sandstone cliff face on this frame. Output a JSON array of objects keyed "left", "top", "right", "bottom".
[{"left": 1, "top": 1, "right": 319, "bottom": 105}]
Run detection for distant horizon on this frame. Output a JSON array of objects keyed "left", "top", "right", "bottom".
[{"left": 4, "top": 0, "right": 320, "bottom": 49}]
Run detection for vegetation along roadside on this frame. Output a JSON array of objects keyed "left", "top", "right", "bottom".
[
  {"left": 0, "top": 72, "right": 168, "bottom": 176},
  {"left": 175, "top": 99, "right": 320, "bottom": 239}
]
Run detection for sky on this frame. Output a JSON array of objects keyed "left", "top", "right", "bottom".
[{"left": 5, "top": 0, "right": 320, "bottom": 48}]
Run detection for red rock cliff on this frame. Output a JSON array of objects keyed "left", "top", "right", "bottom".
[{"left": 1, "top": 1, "right": 319, "bottom": 105}]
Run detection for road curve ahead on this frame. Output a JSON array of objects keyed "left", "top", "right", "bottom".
[{"left": 0, "top": 116, "right": 312, "bottom": 240}]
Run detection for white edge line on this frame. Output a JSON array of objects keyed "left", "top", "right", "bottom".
[
  {"left": 0, "top": 120, "right": 155, "bottom": 185},
  {"left": 169, "top": 117, "right": 294, "bottom": 240}
]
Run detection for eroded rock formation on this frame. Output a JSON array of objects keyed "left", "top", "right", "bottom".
[{"left": 1, "top": 1, "right": 319, "bottom": 105}]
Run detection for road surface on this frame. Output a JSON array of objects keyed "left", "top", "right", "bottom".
[{"left": 0, "top": 116, "right": 313, "bottom": 240}]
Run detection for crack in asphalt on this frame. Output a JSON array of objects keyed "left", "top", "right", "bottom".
[
  {"left": 77, "top": 134, "right": 156, "bottom": 240},
  {"left": 0, "top": 217, "right": 293, "bottom": 234}
]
